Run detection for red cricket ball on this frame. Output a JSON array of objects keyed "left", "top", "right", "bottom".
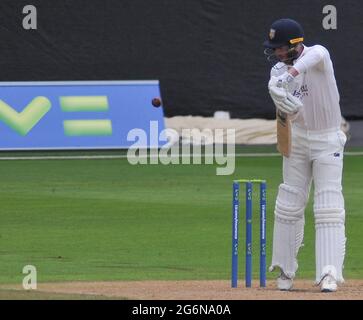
[{"left": 152, "top": 98, "right": 162, "bottom": 108}]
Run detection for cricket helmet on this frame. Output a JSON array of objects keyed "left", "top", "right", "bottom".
[{"left": 263, "top": 18, "right": 304, "bottom": 49}]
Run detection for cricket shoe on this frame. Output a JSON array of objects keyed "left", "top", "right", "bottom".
[
  {"left": 320, "top": 265, "right": 338, "bottom": 293},
  {"left": 277, "top": 272, "right": 293, "bottom": 291}
]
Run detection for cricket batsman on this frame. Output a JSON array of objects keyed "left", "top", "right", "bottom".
[{"left": 263, "top": 18, "right": 347, "bottom": 292}]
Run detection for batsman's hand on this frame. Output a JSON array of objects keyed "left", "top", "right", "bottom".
[{"left": 268, "top": 76, "right": 303, "bottom": 115}]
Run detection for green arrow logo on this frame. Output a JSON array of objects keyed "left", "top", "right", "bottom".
[{"left": 0, "top": 97, "right": 51, "bottom": 136}]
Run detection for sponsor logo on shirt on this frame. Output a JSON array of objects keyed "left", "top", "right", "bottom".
[{"left": 293, "top": 84, "right": 309, "bottom": 99}]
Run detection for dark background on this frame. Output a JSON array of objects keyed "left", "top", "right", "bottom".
[{"left": 0, "top": 0, "right": 361, "bottom": 119}]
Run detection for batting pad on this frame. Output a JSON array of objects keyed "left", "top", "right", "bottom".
[{"left": 270, "top": 184, "right": 307, "bottom": 278}]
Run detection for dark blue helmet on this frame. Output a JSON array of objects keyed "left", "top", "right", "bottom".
[{"left": 263, "top": 18, "right": 304, "bottom": 49}]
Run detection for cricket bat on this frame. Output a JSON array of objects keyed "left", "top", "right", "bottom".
[{"left": 276, "top": 109, "right": 291, "bottom": 157}]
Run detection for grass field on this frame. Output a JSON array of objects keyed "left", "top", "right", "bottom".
[{"left": 0, "top": 149, "right": 362, "bottom": 288}]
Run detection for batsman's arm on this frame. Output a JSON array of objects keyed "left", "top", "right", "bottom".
[{"left": 293, "top": 45, "right": 327, "bottom": 74}]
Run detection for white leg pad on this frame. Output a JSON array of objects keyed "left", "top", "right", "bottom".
[
  {"left": 270, "top": 184, "right": 308, "bottom": 279},
  {"left": 314, "top": 188, "right": 346, "bottom": 283}
]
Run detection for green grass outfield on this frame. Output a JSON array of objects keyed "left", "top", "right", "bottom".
[{"left": 0, "top": 149, "right": 362, "bottom": 285}]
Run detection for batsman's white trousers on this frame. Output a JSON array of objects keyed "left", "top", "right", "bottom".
[{"left": 270, "top": 123, "right": 347, "bottom": 283}]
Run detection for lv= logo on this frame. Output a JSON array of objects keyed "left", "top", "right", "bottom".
[{"left": 0, "top": 96, "right": 112, "bottom": 136}]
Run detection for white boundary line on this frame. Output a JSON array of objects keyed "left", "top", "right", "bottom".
[{"left": 0, "top": 152, "right": 362, "bottom": 161}]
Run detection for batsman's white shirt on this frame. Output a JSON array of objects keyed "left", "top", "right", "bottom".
[{"left": 271, "top": 44, "right": 342, "bottom": 131}]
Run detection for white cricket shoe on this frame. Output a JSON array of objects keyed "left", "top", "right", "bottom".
[
  {"left": 320, "top": 266, "right": 338, "bottom": 293},
  {"left": 277, "top": 272, "right": 293, "bottom": 291}
]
